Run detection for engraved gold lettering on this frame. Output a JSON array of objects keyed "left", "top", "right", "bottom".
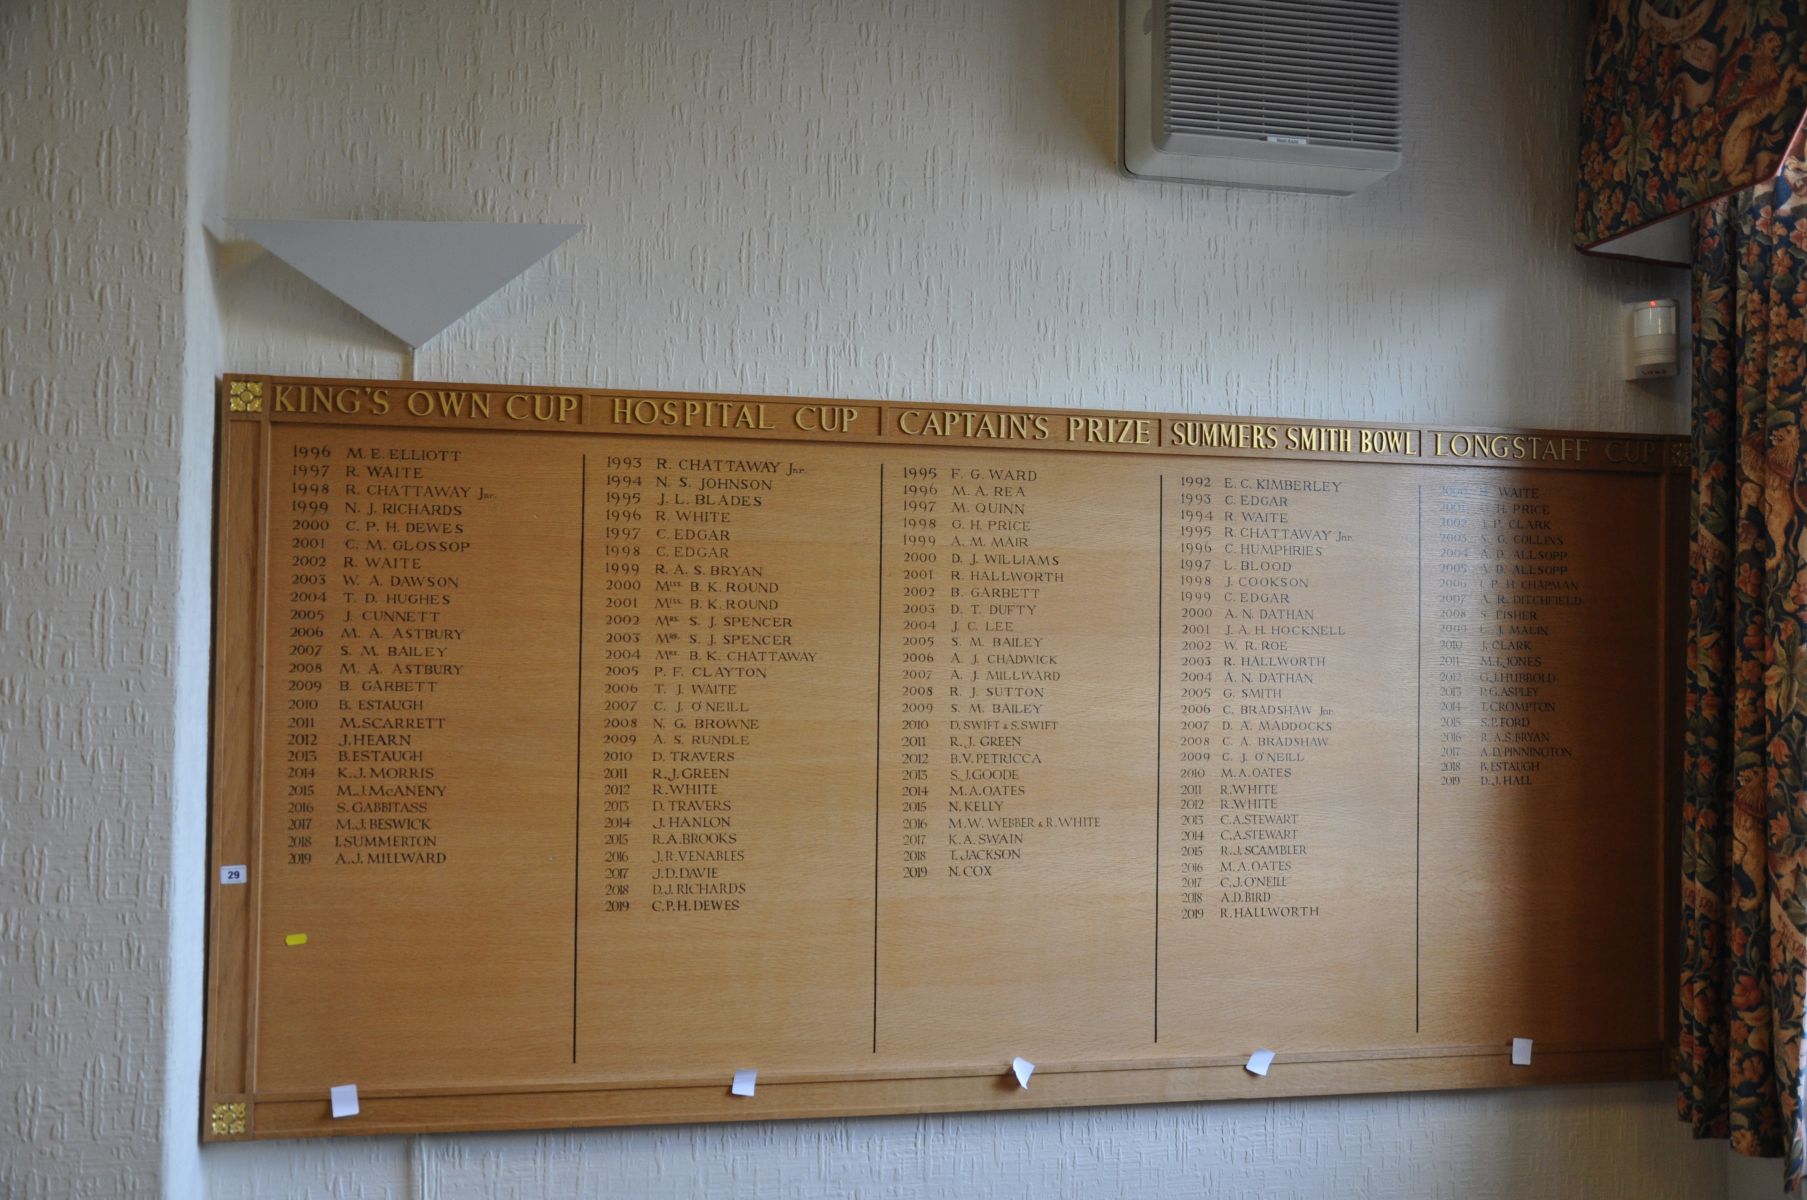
[
  {"left": 896, "top": 410, "right": 1049, "bottom": 441},
  {"left": 279, "top": 384, "right": 369, "bottom": 415},
  {"left": 1284, "top": 425, "right": 1353, "bottom": 454},
  {"left": 1357, "top": 428, "right": 1417, "bottom": 456},
  {"left": 1065, "top": 416, "right": 1153, "bottom": 444},
  {"left": 500, "top": 393, "right": 577, "bottom": 422},
  {"left": 608, "top": 398, "right": 772, "bottom": 429},
  {"left": 794, "top": 405, "right": 860, "bottom": 433},
  {"left": 1167, "top": 421, "right": 1279, "bottom": 450},
  {"left": 424, "top": 389, "right": 493, "bottom": 418},
  {"left": 1435, "top": 433, "right": 1590, "bottom": 463},
  {"left": 1604, "top": 438, "right": 1657, "bottom": 465}
]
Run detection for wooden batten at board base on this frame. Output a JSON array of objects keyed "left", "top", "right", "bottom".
[{"left": 203, "top": 374, "right": 1684, "bottom": 1141}]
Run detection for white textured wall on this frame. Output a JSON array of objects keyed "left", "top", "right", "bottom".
[
  {"left": 0, "top": 0, "right": 1759, "bottom": 1194},
  {"left": 1730, "top": 1152, "right": 1786, "bottom": 1199},
  {"left": 207, "top": 0, "right": 1726, "bottom": 1197},
  {"left": 204, "top": 1086, "right": 1711, "bottom": 1199},
  {"left": 0, "top": 1, "right": 219, "bottom": 1197},
  {"left": 222, "top": 0, "right": 1682, "bottom": 429},
  {"left": 165, "top": 0, "right": 231, "bottom": 1195}
]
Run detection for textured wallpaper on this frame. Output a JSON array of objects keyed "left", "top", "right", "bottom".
[
  {"left": 1, "top": 2, "right": 196, "bottom": 1197},
  {"left": 0, "top": 0, "right": 1743, "bottom": 1194},
  {"left": 208, "top": 0, "right": 1720, "bottom": 1196},
  {"left": 221, "top": 0, "right": 1684, "bottom": 429}
]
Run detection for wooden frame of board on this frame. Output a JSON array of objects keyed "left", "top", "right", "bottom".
[{"left": 203, "top": 374, "right": 1685, "bottom": 1141}]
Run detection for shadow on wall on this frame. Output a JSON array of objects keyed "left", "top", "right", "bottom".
[
  {"left": 1009, "top": 0, "right": 1118, "bottom": 174},
  {"left": 218, "top": 241, "right": 403, "bottom": 361},
  {"left": 198, "top": 1084, "right": 1722, "bottom": 1198}
]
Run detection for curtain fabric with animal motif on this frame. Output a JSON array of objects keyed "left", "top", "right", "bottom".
[
  {"left": 1576, "top": 0, "right": 1807, "bottom": 257},
  {"left": 1681, "top": 144, "right": 1807, "bottom": 1188}
]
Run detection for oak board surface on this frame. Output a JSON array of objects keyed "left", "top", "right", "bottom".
[{"left": 203, "top": 375, "right": 1684, "bottom": 1140}]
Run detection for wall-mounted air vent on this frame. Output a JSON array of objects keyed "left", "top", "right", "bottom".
[{"left": 1121, "top": 0, "right": 1403, "bottom": 195}]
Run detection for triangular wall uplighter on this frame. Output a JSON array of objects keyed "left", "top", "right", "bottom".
[{"left": 231, "top": 218, "right": 582, "bottom": 349}]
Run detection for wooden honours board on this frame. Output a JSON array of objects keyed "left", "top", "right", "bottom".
[{"left": 203, "top": 375, "right": 1685, "bottom": 1141}]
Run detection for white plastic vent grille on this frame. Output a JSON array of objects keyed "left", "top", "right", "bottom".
[{"left": 1160, "top": 0, "right": 1401, "bottom": 152}]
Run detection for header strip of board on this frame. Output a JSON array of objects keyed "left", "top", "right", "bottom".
[{"left": 222, "top": 375, "right": 1686, "bottom": 474}]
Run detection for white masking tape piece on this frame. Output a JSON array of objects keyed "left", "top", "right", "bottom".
[
  {"left": 1011, "top": 1057, "right": 1035, "bottom": 1089},
  {"left": 1511, "top": 1038, "right": 1533, "bottom": 1066},
  {"left": 1245, "top": 1049, "right": 1276, "bottom": 1077},
  {"left": 220, "top": 865, "right": 247, "bottom": 885},
  {"left": 731, "top": 1069, "right": 757, "bottom": 1097},
  {"left": 330, "top": 1084, "right": 359, "bottom": 1119}
]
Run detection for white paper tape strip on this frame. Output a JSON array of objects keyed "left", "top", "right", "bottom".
[
  {"left": 330, "top": 1084, "right": 359, "bottom": 1119},
  {"left": 731, "top": 1069, "right": 757, "bottom": 1097},
  {"left": 1511, "top": 1038, "right": 1533, "bottom": 1066},
  {"left": 1011, "top": 1057, "right": 1035, "bottom": 1088},
  {"left": 1245, "top": 1049, "right": 1276, "bottom": 1077}
]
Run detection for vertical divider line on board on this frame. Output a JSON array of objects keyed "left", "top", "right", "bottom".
[
  {"left": 1415, "top": 482, "right": 1422, "bottom": 1036},
  {"left": 873, "top": 463, "right": 884, "bottom": 1054},
  {"left": 1155, "top": 475, "right": 1163, "bottom": 1044},
  {"left": 574, "top": 453, "right": 587, "bottom": 1064}
]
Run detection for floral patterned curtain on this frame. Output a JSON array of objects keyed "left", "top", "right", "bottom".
[
  {"left": 1576, "top": 0, "right": 1807, "bottom": 260},
  {"left": 1682, "top": 143, "right": 1807, "bottom": 1188}
]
